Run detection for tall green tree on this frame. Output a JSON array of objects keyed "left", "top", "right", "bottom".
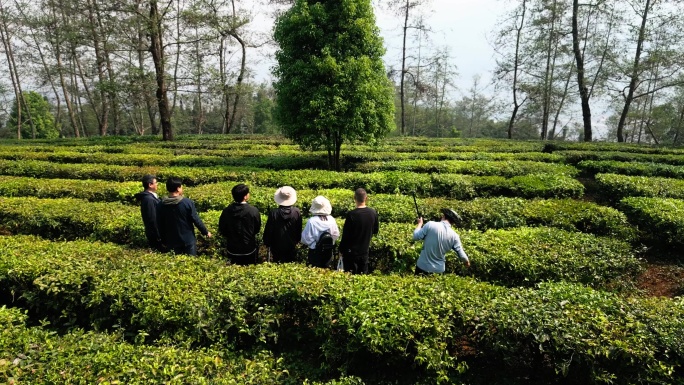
[
  {"left": 8, "top": 91, "right": 59, "bottom": 139},
  {"left": 273, "top": 0, "right": 395, "bottom": 170}
]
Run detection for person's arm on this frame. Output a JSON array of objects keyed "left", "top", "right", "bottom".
[
  {"left": 330, "top": 216, "right": 340, "bottom": 242},
  {"left": 294, "top": 212, "right": 303, "bottom": 243},
  {"left": 338, "top": 214, "right": 350, "bottom": 251},
  {"left": 263, "top": 211, "right": 273, "bottom": 247},
  {"left": 142, "top": 197, "right": 160, "bottom": 240},
  {"left": 190, "top": 200, "right": 210, "bottom": 237},
  {"left": 254, "top": 207, "right": 262, "bottom": 236},
  {"left": 452, "top": 233, "right": 470, "bottom": 267},
  {"left": 412, "top": 218, "right": 427, "bottom": 241},
  {"left": 301, "top": 219, "right": 315, "bottom": 248},
  {"left": 372, "top": 210, "right": 379, "bottom": 235}
]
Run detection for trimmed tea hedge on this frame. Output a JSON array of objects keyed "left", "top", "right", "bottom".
[
  {"left": 0, "top": 202, "right": 640, "bottom": 287},
  {"left": 0, "top": 307, "right": 287, "bottom": 384},
  {"left": 354, "top": 159, "right": 578, "bottom": 177},
  {"left": 0, "top": 159, "right": 584, "bottom": 198},
  {"left": 558, "top": 150, "right": 684, "bottom": 166},
  {"left": 618, "top": 197, "right": 684, "bottom": 250},
  {"left": 187, "top": 186, "right": 632, "bottom": 239},
  {"left": 578, "top": 160, "right": 684, "bottom": 178},
  {"left": 595, "top": 173, "right": 684, "bottom": 202},
  {"left": 0, "top": 175, "right": 141, "bottom": 202},
  {"left": 372, "top": 224, "right": 641, "bottom": 287},
  {"left": 0, "top": 239, "right": 681, "bottom": 384}
]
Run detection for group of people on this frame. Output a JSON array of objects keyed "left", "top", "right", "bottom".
[{"left": 134, "top": 174, "right": 470, "bottom": 275}]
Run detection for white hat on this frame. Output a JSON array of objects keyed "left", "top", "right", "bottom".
[
  {"left": 309, "top": 195, "right": 332, "bottom": 216},
  {"left": 274, "top": 186, "right": 297, "bottom": 206}
]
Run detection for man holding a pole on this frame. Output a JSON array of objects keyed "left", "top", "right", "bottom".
[{"left": 412, "top": 208, "right": 470, "bottom": 275}]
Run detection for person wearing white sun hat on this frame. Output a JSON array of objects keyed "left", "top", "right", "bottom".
[
  {"left": 301, "top": 195, "right": 340, "bottom": 268},
  {"left": 263, "top": 186, "right": 303, "bottom": 263}
]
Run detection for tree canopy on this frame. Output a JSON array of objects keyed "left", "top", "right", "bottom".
[
  {"left": 8, "top": 91, "right": 58, "bottom": 139},
  {"left": 272, "top": 0, "right": 395, "bottom": 170}
]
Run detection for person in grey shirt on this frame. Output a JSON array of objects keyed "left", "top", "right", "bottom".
[{"left": 413, "top": 208, "right": 470, "bottom": 275}]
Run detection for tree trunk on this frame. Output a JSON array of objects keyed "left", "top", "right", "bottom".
[
  {"left": 507, "top": 0, "right": 526, "bottom": 139},
  {"left": 616, "top": 0, "right": 652, "bottom": 142},
  {"left": 226, "top": 31, "right": 247, "bottom": 134},
  {"left": 149, "top": 0, "right": 173, "bottom": 141},
  {"left": 49, "top": 1, "right": 79, "bottom": 137},
  {"left": 399, "top": 0, "right": 409, "bottom": 135},
  {"left": 0, "top": 3, "right": 35, "bottom": 139},
  {"left": 86, "top": 0, "right": 109, "bottom": 136},
  {"left": 572, "top": 0, "right": 592, "bottom": 142}
]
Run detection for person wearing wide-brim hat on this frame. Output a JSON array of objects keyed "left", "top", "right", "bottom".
[
  {"left": 301, "top": 195, "right": 340, "bottom": 268},
  {"left": 412, "top": 208, "right": 470, "bottom": 275},
  {"left": 263, "top": 186, "right": 303, "bottom": 263}
]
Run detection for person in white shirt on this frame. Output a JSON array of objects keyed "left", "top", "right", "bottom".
[{"left": 301, "top": 195, "right": 340, "bottom": 268}]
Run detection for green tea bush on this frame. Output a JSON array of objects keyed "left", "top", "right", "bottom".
[
  {"left": 0, "top": 159, "right": 583, "bottom": 198},
  {"left": 373, "top": 224, "right": 641, "bottom": 287},
  {"left": 558, "top": 150, "right": 684, "bottom": 165},
  {"left": 0, "top": 307, "right": 288, "bottom": 384},
  {"left": 595, "top": 173, "right": 684, "bottom": 202},
  {"left": 355, "top": 160, "right": 578, "bottom": 177},
  {"left": 618, "top": 197, "right": 684, "bottom": 250},
  {"left": 0, "top": 197, "right": 145, "bottom": 245},
  {"left": 1, "top": 239, "right": 680, "bottom": 384},
  {"left": 578, "top": 160, "right": 684, "bottom": 178},
  {"left": 0, "top": 175, "right": 140, "bottom": 202}
]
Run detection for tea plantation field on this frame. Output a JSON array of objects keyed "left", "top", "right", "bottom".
[{"left": 0, "top": 135, "right": 683, "bottom": 384}]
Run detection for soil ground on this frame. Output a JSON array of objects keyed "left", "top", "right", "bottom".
[{"left": 636, "top": 252, "right": 684, "bottom": 298}]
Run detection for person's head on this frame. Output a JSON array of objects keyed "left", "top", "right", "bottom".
[
  {"left": 354, "top": 188, "right": 368, "bottom": 205},
  {"left": 441, "top": 208, "right": 461, "bottom": 225},
  {"left": 166, "top": 178, "right": 183, "bottom": 194},
  {"left": 142, "top": 174, "right": 158, "bottom": 192},
  {"left": 310, "top": 196, "right": 332, "bottom": 217},
  {"left": 274, "top": 186, "right": 297, "bottom": 207},
  {"left": 232, "top": 183, "right": 250, "bottom": 203}
]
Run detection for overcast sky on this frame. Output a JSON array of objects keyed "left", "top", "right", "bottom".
[
  {"left": 373, "top": 0, "right": 505, "bottom": 96},
  {"left": 253, "top": 0, "right": 508, "bottom": 95}
]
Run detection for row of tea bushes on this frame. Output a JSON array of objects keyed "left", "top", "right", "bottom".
[
  {"left": 0, "top": 239, "right": 680, "bottom": 384},
  {"left": 0, "top": 307, "right": 288, "bottom": 385},
  {"left": 0, "top": 149, "right": 329, "bottom": 170},
  {"left": 0, "top": 198, "right": 640, "bottom": 286},
  {"left": 0, "top": 175, "right": 141, "bottom": 202},
  {"left": 618, "top": 197, "right": 684, "bottom": 250},
  {"left": 0, "top": 159, "right": 585, "bottom": 198},
  {"left": 373, "top": 223, "right": 640, "bottom": 288},
  {"left": 595, "top": 173, "right": 684, "bottom": 202},
  {"left": 188, "top": 185, "right": 634, "bottom": 239},
  {"left": 543, "top": 141, "right": 684, "bottom": 155},
  {"left": 0, "top": 177, "right": 631, "bottom": 240},
  {"left": 558, "top": 150, "right": 684, "bottom": 166},
  {"left": 578, "top": 160, "right": 684, "bottom": 178},
  {"left": 353, "top": 159, "right": 578, "bottom": 177}
]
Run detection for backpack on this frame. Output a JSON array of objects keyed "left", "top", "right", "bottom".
[{"left": 314, "top": 230, "right": 335, "bottom": 268}]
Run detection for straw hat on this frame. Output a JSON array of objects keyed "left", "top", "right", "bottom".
[
  {"left": 274, "top": 186, "right": 297, "bottom": 206},
  {"left": 310, "top": 195, "right": 332, "bottom": 216}
]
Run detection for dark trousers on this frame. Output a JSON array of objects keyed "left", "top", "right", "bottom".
[
  {"left": 228, "top": 249, "right": 258, "bottom": 266},
  {"left": 308, "top": 248, "right": 333, "bottom": 268},
  {"left": 270, "top": 249, "right": 298, "bottom": 263},
  {"left": 415, "top": 265, "right": 435, "bottom": 276},
  {"left": 343, "top": 253, "right": 369, "bottom": 275},
  {"left": 171, "top": 243, "right": 197, "bottom": 256}
]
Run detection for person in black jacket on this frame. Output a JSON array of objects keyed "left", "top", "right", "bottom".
[
  {"left": 218, "top": 184, "right": 261, "bottom": 265},
  {"left": 263, "top": 186, "right": 302, "bottom": 263},
  {"left": 338, "top": 188, "right": 379, "bottom": 274},
  {"left": 133, "top": 174, "right": 164, "bottom": 251},
  {"left": 156, "top": 178, "right": 212, "bottom": 256}
]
